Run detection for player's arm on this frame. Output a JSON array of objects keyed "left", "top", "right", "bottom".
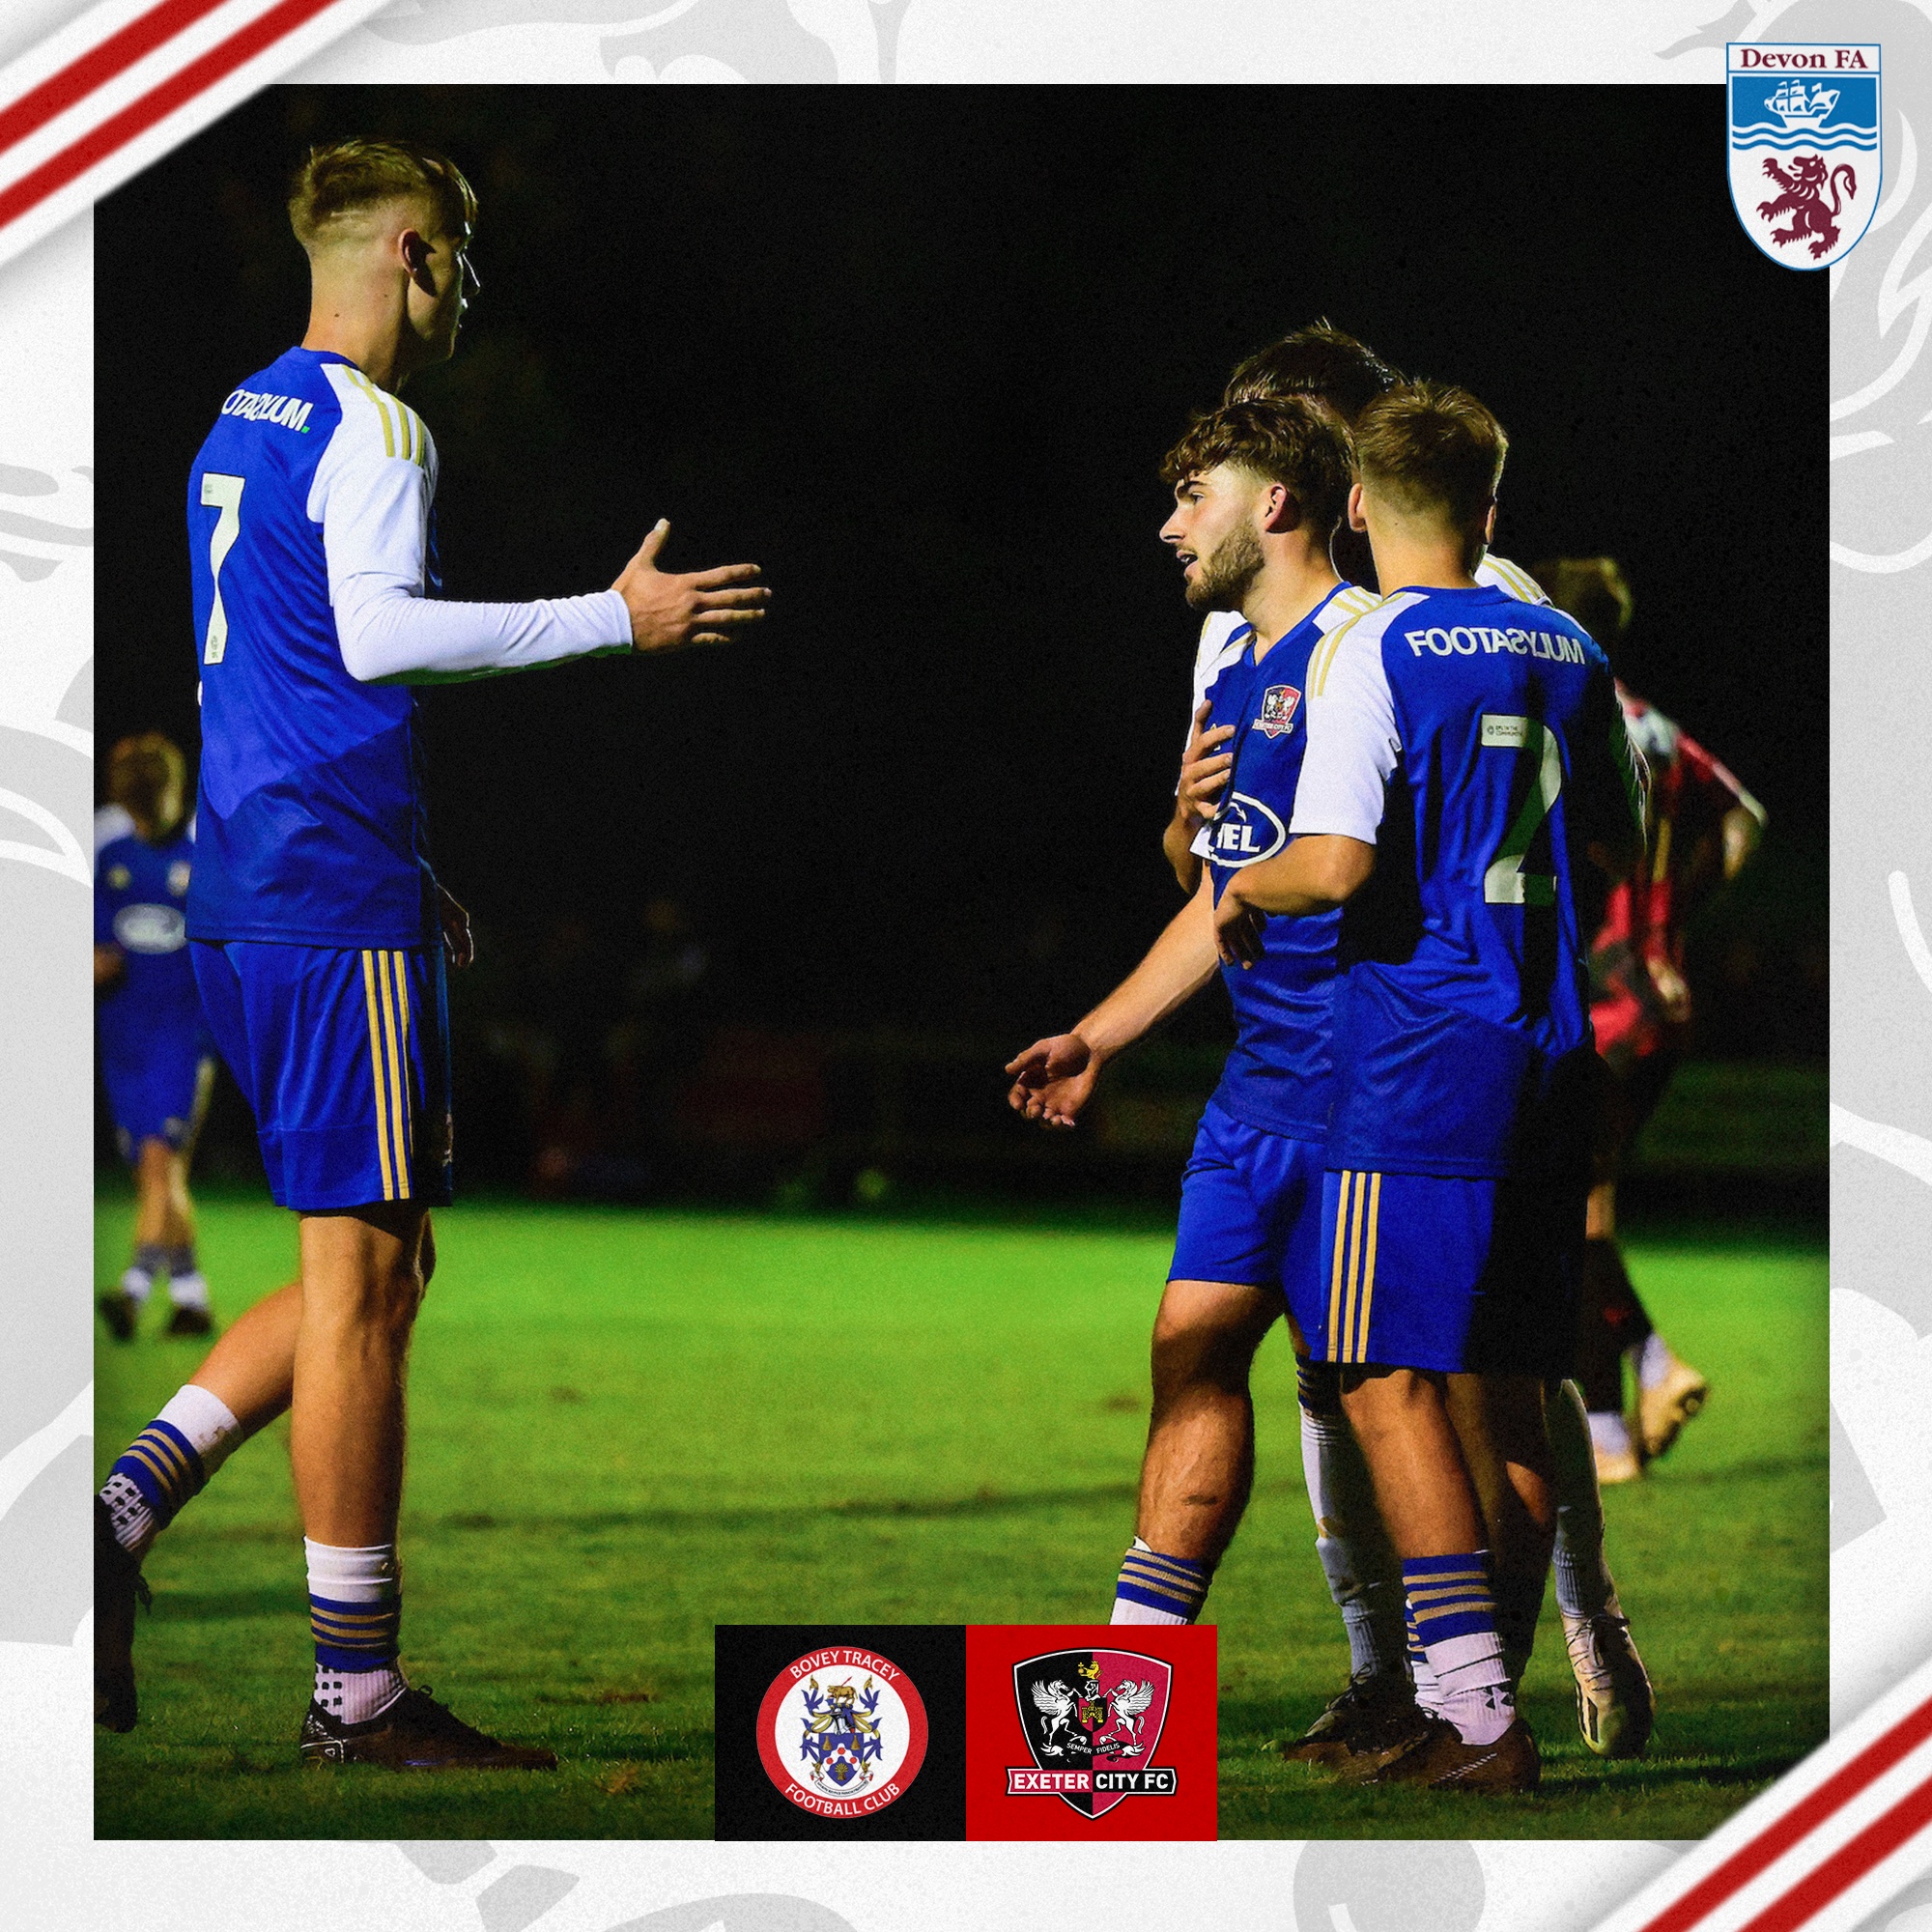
[
  {"left": 1162, "top": 700, "right": 1236, "bottom": 894},
  {"left": 316, "top": 414, "right": 767, "bottom": 685},
  {"left": 1006, "top": 876, "right": 1220, "bottom": 1128},
  {"left": 1674, "top": 728, "right": 1767, "bottom": 881},
  {"left": 93, "top": 867, "right": 123, "bottom": 988},
  {"left": 1574, "top": 669, "right": 1650, "bottom": 885}
]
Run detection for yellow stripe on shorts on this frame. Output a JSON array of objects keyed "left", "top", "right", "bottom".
[
  {"left": 1326, "top": 1172, "right": 1353, "bottom": 1362},
  {"left": 376, "top": 951, "right": 411, "bottom": 1202},
  {"left": 1353, "top": 1173, "right": 1382, "bottom": 1364},
  {"left": 362, "top": 951, "right": 395, "bottom": 1202}
]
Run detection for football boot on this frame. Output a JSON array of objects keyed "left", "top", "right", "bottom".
[{"left": 299, "top": 1686, "right": 558, "bottom": 1771}]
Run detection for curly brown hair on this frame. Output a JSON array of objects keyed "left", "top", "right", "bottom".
[
  {"left": 1159, "top": 395, "right": 1354, "bottom": 542},
  {"left": 288, "top": 138, "right": 476, "bottom": 252}
]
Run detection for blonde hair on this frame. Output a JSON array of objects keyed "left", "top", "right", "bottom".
[
  {"left": 1352, "top": 380, "right": 1508, "bottom": 539},
  {"left": 105, "top": 732, "right": 186, "bottom": 832},
  {"left": 287, "top": 138, "right": 476, "bottom": 252}
]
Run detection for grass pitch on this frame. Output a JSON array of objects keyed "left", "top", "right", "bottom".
[{"left": 95, "top": 1185, "right": 1826, "bottom": 1839}]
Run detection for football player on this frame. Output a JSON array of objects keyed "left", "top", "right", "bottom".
[
  {"left": 1148, "top": 327, "right": 1651, "bottom": 1764},
  {"left": 1535, "top": 556, "right": 1766, "bottom": 1482},
  {"left": 1215, "top": 382, "right": 1646, "bottom": 1791},
  {"left": 95, "top": 732, "right": 216, "bottom": 1339},
  {"left": 94, "top": 138, "right": 768, "bottom": 1763},
  {"left": 1009, "top": 394, "right": 1438, "bottom": 1749}
]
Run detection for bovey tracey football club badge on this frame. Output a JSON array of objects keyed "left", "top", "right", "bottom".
[
  {"left": 755, "top": 1645, "right": 930, "bottom": 1818},
  {"left": 1008, "top": 1648, "right": 1176, "bottom": 1818},
  {"left": 1728, "top": 42, "right": 1880, "bottom": 270}
]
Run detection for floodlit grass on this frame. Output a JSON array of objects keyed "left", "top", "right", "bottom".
[{"left": 95, "top": 1189, "right": 1825, "bottom": 1838}]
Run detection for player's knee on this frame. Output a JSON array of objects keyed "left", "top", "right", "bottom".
[
  {"left": 419, "top": 1216, "right": 437, "bottom": 1291},
  {"left": 1151, "top": 1291, "right": 1264, "bottom": 1399}
]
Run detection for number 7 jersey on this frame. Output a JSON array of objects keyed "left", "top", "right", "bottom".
[
  {"left": 185, "top": 346, "right": 440, "bottom": 950},
  {"left": 1290, "top": 583, "right": 1644, "bottom": 1179}
]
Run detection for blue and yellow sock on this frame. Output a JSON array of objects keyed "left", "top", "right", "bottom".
[
  {"left": 306, "top": 1539, "right": 407, "bottom": 1724},
  {"left": 1111, "top": 1538, "right": 1211, "bottom": 1625},
  {"left": 1403, "top": 1550, "right": 1515, "bottom": 1746},
  {"left": 99, "top": 1384, "right": 242, "bottom": 1556}
]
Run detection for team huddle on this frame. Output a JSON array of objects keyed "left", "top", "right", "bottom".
[
  {"left": 93, "top": 137, "right": 1754, "bottom": 1794},
  {"left": 1006, "top": 330, "right": 1753, "bottom": 1794}
]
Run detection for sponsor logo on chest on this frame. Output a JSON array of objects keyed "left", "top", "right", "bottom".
[{"left": 1207, "top": 794, "right": 1287, "bottom": 867}]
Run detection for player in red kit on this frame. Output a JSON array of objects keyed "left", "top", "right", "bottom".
[{"left": 1534, "top": 558, "right": 1766, "bottom": 1483}]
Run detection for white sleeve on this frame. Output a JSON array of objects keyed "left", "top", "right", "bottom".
[
  {"left": 310, "top": 369, "right": 631, "bottom": 686},
  {"left": 1289, "top": 625, "right": 1400, "bottom": 843}
]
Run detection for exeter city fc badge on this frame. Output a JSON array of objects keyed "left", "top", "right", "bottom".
[
  {"left": 755, "top": 1644, "right": 929, "bottom": 1819},
  {"left": 1256, "top": 683, "right": 1300, "bottom": 739},
  {"left": 1009, "top": 1649, "right": 1176, "bottom": 1818},
  {"left": 1728, "top": 42, "right": 1880, "bottom": 270}
]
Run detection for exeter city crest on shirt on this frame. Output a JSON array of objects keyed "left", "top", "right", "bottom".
[
  {"left": 1009, "top": 1649, "right": 1175, "bottom": 1818},
  {"left": 1256, "top": 683, "right": 1301, "bottom": 739},
  {"left": 1728, "top": 43, "right": 1880, "bottom": 270}
]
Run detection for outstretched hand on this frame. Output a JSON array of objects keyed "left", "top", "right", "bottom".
[
  {"left": 613, "top": 520, "right": 770, "bottom": 652},
  {"left": 1004, "top": 1033, "right": 1101, "bottom": 1129}
]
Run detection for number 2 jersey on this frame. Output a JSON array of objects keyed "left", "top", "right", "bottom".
[
  {"left": 1290, "top": 583, "right": 1645, "bottom": 1179},
  {"left": 1191, "top": 582, "right": 1380, "bottom": 1141}
]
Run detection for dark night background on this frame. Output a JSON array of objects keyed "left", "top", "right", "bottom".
[{"left": 97, "top": 85, "right": 1827, "bottom": 1205}]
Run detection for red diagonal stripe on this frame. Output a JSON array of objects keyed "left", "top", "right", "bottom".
[
  {"left": 0, "top": 0, "right": 232, "bottom": 158},
  {"left": 1737, "top": 1771, "right": 1932, "bottom": 1932},
  {"left": 0, "top": 0, "right": 341, "bottom": 235},
  {"left": 1638, "top": 1697, "right": 1932, "bottom": 1932}
]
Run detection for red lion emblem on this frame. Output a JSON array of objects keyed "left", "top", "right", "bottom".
[{"left": 1756, "top": 154, "right": 1859, "bottom": 260}]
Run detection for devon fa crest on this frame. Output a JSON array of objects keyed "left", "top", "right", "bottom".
[
  {"left": 1728, "top": 43, "right": 1880, "bottom": 270},
  {"left": 1009, "top": 1648, "right": 1176, "bottom": 1817}
]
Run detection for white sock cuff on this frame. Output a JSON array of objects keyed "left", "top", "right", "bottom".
[
  {"left": 304, "top": 1539, "right": 401, "bottom": 1603},
  {"left": 159, "top": 1384, "right": 243, "bottom": 1469},
  {"left": 168, "top": 1272, "right": 212, "bottom": 1311}
]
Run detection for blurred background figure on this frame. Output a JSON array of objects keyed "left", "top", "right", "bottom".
[
  {"left": 1535, "top": 558, "right": 1767, "bottom": 1483},
  {"left": 95, "top": 732, "right": 216, "bottom": 1340}
]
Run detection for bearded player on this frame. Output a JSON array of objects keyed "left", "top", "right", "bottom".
[
  {"left": 1215, "top": 382, "right": 1646, "bottom": 1789},
  {"left": 94, "top": 139, "right": 768, "bottom": 1763},
  {"left": 1062, "top": 325, "right": 1650, "bottom": 1763}
]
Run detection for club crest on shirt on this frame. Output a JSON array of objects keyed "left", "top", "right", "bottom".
[
  {"left": 1009, "top": 1649, "right": 1175, "bottom": 1817},
  {"left": 1256, "top": 684, "right": 1301, "bottom": 738},
  {"left": 1727, "top": 43, "right": 1880, "bottom": 270}
]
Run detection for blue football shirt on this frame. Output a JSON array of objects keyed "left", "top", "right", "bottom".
[
  {"left": 1193, "top": 582, "right": 1381, "bottom": 1143},
  {"left": 185, "top": 347, "right": 440, "bottom": 947},
  {"left": 97, "top": 826, "right": 203, "bottom": 1063},
  {"left": 1292, "top": 583, "right": 1644, "bottom": 1177}
]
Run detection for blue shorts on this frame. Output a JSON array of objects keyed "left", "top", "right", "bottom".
[
  {"left": 192, "top": 940, "right": 453, "bottom": 1212},
  {"left": 1310, "top": 1167, "right": 1583, "bottom": 1377},
  {"left": 99, "top": 1034, "right": 213, "bottom": 1161},
  {"left": 1169, "top": 1103, "right": 1327, "bottom": 1345}
]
